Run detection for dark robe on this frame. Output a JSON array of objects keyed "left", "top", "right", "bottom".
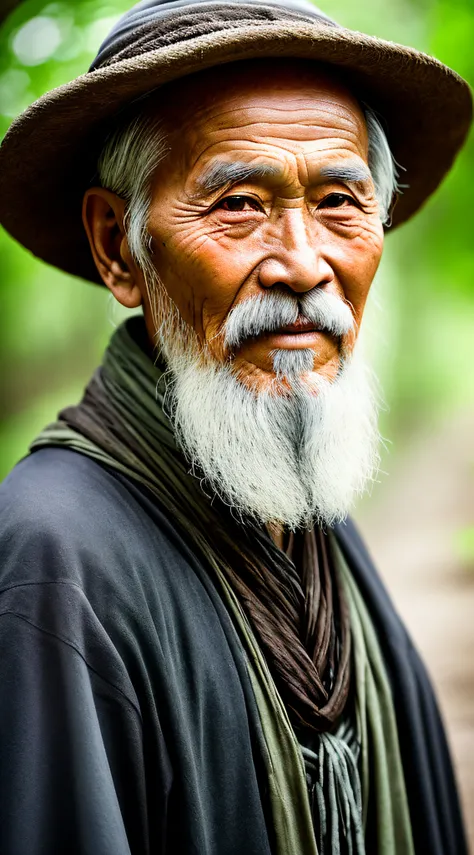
[{"left": 0, "top": 447, "right": 467, "bottom": 854}]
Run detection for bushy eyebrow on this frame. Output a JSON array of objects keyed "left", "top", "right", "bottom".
[
  {"left": 192, "top": 159, "right": 372, "bottom": 199},
  {"left": 319, "top": 163, "right": 372, "bottom": 185},
  {"left": 194, "top": 161, "right": 281, "bottom": 196}
]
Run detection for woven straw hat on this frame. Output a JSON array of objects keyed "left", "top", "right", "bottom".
[{"left": 0, "top": 0, "right": 472, "bottom": 285}]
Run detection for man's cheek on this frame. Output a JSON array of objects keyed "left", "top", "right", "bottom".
[
  {"left": 351, "top": 219, "right": 384, "bottom": 265},
  {"left": 170, "top": 236, "right": 250, "bottom": 302},
  {"left": 153, "top": 241, "right": 243, "bottom": 339},
  {"left": 151, "top": 227, "right": 212, "bottom": 290},
  {"left": 339, "top": 226, "right": 384, "bottom": 311},
  {"left": 161, "top": 228, "right": 212, "bottom": 262}
]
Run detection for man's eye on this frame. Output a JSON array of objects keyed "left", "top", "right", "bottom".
[
  {"left": 217, "top": 195, "right": 261, "bottom": 212},
  {"left": 318, "top": 193, "right": 359, "bottom": 209}
]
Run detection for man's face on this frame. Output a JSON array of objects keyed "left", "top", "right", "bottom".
[
  {"left": 145, "top": 60, "right": 384, "bottom": 393},
  {"left": 83, "top": 60, "right": 384, "bottom": 526}
]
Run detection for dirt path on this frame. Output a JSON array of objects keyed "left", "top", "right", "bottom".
[{"left": 355, "top": 409, "right": 474, "bottom": 851}]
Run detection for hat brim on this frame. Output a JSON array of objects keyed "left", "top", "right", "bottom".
[{"left": 0, "top": 21, "right": 472, "bottom": 284}]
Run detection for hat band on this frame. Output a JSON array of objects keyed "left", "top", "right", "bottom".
[{"left": 89, "top": 0, "right": 336, "bottom": 71}]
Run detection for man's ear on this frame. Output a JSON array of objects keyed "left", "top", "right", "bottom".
[{"left": 82, "top": 188, "right": 144, "bottom": 309}]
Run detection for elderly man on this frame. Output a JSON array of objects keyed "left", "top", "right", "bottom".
[{"left": 0, "top": 0, "right": 471, "bottom": 853}]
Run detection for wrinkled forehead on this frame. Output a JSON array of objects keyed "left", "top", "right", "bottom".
[
  {"left": 153, "top": 59, "right": 369, "bottom": 169},
  {"left": 162, "top": 57, "right": 364, "bottom": 125}
]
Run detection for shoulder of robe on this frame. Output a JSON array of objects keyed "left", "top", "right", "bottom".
[
  {"left": 0, "top": 447, "right": 175, "bottom": 594},
  {"left": 0, "top": 448, "right": 242, "bottom": 724}
]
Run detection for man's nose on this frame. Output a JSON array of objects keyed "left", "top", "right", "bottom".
[{"left": 258, "top": 209, "right": 334, "bottom": 294}]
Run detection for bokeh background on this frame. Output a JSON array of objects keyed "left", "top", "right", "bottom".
[{"left": 0, "top": 0, "right": 473, "bottom": 844}]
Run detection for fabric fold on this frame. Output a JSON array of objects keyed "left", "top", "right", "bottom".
[{"left": 31, "top": 316, "right": 414, "bottom": 854}]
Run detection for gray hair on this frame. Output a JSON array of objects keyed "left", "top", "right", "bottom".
[{"left": 97, "top": 99, "right": 400, "bottom": 275}]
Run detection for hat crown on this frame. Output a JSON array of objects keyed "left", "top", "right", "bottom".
[{"left": 91, "top": 0, "right": 337, "bottom": 70}]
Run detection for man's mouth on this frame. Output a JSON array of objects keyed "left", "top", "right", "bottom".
[
  {"left": 277, "top": 317, "right": 321, "bottom": 335},
  {"left": 255, "top": 318, "right": 330, "bottom": 351},
  {"left": 232, "top": 315, "right": 334, "bottom": 353}
]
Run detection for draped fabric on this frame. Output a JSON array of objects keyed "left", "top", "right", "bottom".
[
  {"left": 30, "top": 316, "right": 415, "bottom": 854},
  {"left": 32, "top": 316, "right": 351, "bottom": 735},
  {"left": 334, "top": 547, "right": 414, "bottom": 855},
  {"left": 302, "top": 718, "right": 365, "bottom": 855},
  {"left": 335, "top": 519, "right": 469, "bottom": 855}
]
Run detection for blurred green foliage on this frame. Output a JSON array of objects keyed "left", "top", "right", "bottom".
[
  {"left": 454, "top": 525, "right": 474, "bottom": 569},
  {"left": 0, "top": 0, "right": 473, "bottom": 480}
]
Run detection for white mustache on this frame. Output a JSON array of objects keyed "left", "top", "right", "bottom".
[{"left": 223, "top": 289, "right": 354, "bottom": 349}]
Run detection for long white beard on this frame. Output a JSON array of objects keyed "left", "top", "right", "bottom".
[{"left": 149, "top": 279, "right": 381, "bottom": 529}]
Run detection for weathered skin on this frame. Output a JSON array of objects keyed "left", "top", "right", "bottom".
[{"left": 83, "top": 59, "right": 384, "bottom": 394}]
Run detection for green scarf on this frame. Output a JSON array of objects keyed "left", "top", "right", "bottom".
[{"left": 30, "top": 317, "right": 414, "bottom": 855}]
